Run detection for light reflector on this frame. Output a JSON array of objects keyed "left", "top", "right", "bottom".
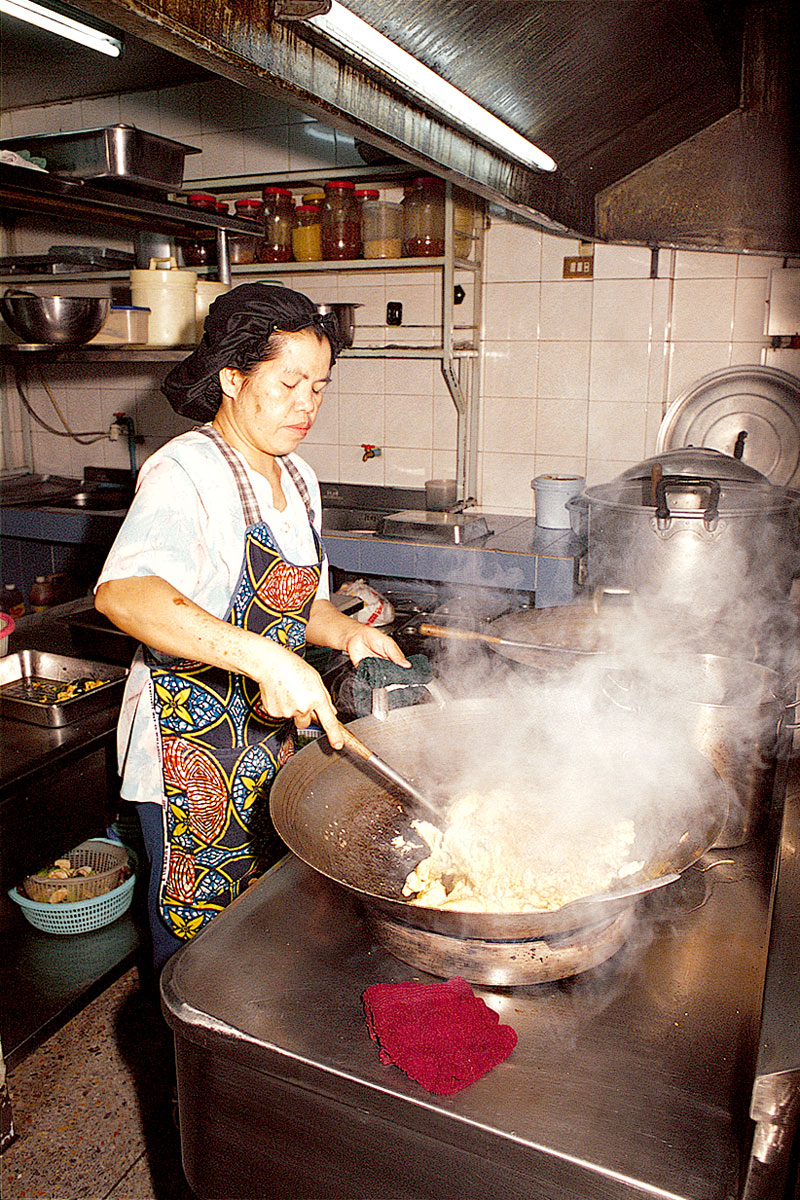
[
  {"left": 0, "top": 0, "right": 122, "bottom": 56},
  {"left": 310, "top": 1, "right": 556, "bottom": 172}
]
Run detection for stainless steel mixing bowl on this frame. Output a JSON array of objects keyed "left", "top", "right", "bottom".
[
  {"left": 315, "top": 302, "right": 362, "bottom": 348},
  {"left": 0, "top": 291, "right": 110, "bottom": 345}
]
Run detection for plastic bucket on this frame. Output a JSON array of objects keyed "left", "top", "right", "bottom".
[
  {"left": 195, "top": 281, "right": 230, "bottom": 342},
  {"left": 532, "top": 474, "right": 585, "bottom": 529},
  {"left": 129, "top": 257, "right": 197, "bottom": 345}
]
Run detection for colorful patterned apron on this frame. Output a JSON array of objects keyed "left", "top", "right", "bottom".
[{"left": 147, "top": 427, "right": 323, "bottom": 941}]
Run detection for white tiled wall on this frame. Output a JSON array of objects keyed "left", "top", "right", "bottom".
[{"left": 2, "top": 81, "right": 799, "bottom": 511}]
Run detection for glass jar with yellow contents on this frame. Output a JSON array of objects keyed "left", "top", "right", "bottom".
[{"left": 292, "top": 205, "right": 322, "bottom": 262}]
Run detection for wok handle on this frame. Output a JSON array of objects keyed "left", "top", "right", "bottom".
[
  {"left": 337, "top": 725, "right": 442, "bottom": 819},
  {"left": 418, "top": 622, "right": 501, "bottom": 645},
  {"left": 337, "top": 724, "right": 374, "bottom": 762}
]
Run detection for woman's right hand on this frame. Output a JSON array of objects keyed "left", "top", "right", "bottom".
[
  {"left": 252, "top": 639, "right": 343, "bottom": 749},
  {"left": 96, "top": 575, "right": 344, "bottom": 749}
]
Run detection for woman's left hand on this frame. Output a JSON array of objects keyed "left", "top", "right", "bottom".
[
  {"left": 306, "top": 598, "right": 410, "bottom": 670},
  {"left": 342, "top": 624, "right": 411, "bottom": 669}
]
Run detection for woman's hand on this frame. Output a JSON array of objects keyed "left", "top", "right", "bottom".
[
  {"left": 306, "top": 598, "right": 410, "bottom": 670},
  {"left": 340, "top": 624, "right": 410, "bottom": 669},
  {"left": 96, "top": 575, "right": 345, "bottom": 748},
  {"left": 251, "top": 639, "right": 342, "bottom": 747}
]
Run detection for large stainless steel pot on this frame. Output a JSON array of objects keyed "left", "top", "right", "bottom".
[
  {"left": 569, "top": 449, "right": 800, "bottom": 615},
  {"left": 604, "top": 654, "right": 797, "bottom": 848},
  {"left": 270, "top": 699, "right": 728, "bottom": 981}
]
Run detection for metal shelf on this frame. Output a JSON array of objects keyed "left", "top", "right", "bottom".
[
  {"left": 0, "top": 344, "right": 478, "bottom": 362},
  {"left": 188, "top": 164, "right": 416, "bottom": 195},
  {"left": 0, "top": 161, "right": 485, "bottom": 497},
  {"left": 225, "top": 255, "right": 481, "bottom": 274},
  {"left": 0, "top": 162, "right": 257, "bottom": 236}
]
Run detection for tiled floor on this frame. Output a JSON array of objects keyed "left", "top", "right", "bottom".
[{"left": 1, "top": 968, "right": 195, "bottom": 1200}]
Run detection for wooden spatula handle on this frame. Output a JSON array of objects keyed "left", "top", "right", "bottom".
[
  {"left": 337, "top": 724, "right": 373, "bottom": 762},
  {"left": 418, "top": 622, "right": 498, "bottom": 644}
]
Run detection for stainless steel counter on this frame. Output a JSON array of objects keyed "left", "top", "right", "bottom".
[
  {"left": 0, "top": 601, "right": 145, "bottom": 1068},
  {"left": 161, "top": 757, "right": 800, "bottom": 1200}
]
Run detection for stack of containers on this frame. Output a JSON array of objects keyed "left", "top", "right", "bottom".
[{"left": 169, "top": 173, "right": 472, "bottom": 271}]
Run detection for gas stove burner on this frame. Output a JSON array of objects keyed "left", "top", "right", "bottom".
[{"left": 364, "top": 905, "right": 636, "bottom": 986}]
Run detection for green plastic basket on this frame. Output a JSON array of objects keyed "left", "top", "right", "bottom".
[{"left": 9, "top": 843, "right": 136, "bottom": 935}]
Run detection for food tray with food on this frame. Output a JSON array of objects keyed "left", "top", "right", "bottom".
[
  {"left": 0, "top": 650, "right": 127, "bottom": 726},
  {"left": 23, "top": 838, "right": 130, "bottom": 903}
]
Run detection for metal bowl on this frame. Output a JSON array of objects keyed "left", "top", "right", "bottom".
[
  {"left": 0, "top": 291, "right": 110, "bottom": 345},
  {"left": 315, "top": 302, "right": 362, "bottom": 348}
]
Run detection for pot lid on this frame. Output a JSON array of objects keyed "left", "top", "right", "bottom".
[
  {"left": 585, "top": 475, "right": 792, "bottom": 516},
  {"left": 656, "top": 366, "right": 800, "bottom": 488},
  {"left": 616, "top": 447, "right": 769, "bottom": 484}
]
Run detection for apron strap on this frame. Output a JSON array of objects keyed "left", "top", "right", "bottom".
[
  {"left": 199, "top": 423, "right": 316, "bottom": 527},
  {"left": 199, "top": 424, "right": 262, "bottom": 526},
  {"left": 280, "top": 455, "right": 315, "bottom": 525}
]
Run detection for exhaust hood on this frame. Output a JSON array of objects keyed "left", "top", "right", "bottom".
[{"left": 45, "top": 0, "right": 800, "bottom": 252}]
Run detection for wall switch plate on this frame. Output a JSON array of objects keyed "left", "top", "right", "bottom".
[{"left": 563, "top": 255, "right": 593, "bottom": 278}]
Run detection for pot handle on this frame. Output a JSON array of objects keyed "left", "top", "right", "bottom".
[
  {"left": 601, "top": 672, "right": 637, "bottom": 712},
  {"left": 654, "top": 475, "right": 721, "bottom": 531}
]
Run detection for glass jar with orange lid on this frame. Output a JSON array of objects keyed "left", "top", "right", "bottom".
[
  {"left": 320, "top": 180, "right": 360, "bottom": 260},
  {"left": 257, "top": 186, "right": 295, "bottom": 263},
  {"left": 401, "top": 176, "right": 445, "bottom": 257}
]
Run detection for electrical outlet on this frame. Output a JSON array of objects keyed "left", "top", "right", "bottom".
[
  {"left": 563, "top": 255, "right": 593, "bottom": 279},
  {"left": 386, "top": 301, "right": 403, "bottom": 326}
]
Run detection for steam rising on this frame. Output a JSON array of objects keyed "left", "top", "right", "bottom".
[{"left": 415, "top": 571, "right": 798, "bottom": 892}]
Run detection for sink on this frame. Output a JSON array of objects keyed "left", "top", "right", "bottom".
[
  {"left": 321, "top": 508, "right": 383, "bottom": 534},
  {"left": 53, "top": 487, "right": 133, "bottom": 510}
]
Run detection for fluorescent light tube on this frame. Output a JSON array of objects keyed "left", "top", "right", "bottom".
[
  {"left": 310, "top": 1, "right": 556, "bottom": 172},
  {"left": 0, "top": 0, "right": 122, "bottom": 56}
]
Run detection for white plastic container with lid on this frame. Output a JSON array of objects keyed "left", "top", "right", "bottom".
[
  {"left": 531, "top": 474, "right": 585, "bottom": 528},
  {"left": 195, "top": 281, "right": 230, "bottom": 342},
  {"left": 129, "top": 257, "right": 197, "bottom": 345}
]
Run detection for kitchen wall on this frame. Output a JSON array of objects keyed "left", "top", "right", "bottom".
[{"left": 2, "top": 77, "right": 799, "bottom": 513}]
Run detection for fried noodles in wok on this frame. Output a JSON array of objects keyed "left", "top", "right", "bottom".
[{"left": 402, "top": 790, "right": 644, "bottom": 913}]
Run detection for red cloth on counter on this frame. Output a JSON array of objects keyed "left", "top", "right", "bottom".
[{"left": 362, "top": 976, "right": 517, "bottom": 1095}]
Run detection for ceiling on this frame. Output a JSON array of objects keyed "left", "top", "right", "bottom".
[{"left": 2, "top": 1, "right": 798, "bottom": 251}]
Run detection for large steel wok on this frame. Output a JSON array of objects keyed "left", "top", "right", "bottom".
[
  {"left": 425, "top": 601, "right": 758, "bottom": 673},
  {"left": 270, "top": 698, "right": 728, "bottom": 945}
]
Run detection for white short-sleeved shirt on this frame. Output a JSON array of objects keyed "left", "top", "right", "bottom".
[{"left": 96, "top": 425, "right": 330, "bottom": 807}]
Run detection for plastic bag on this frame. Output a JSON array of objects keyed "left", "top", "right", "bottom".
[{"left": 338, "top": 579, "right": 394, "bottom": 626}]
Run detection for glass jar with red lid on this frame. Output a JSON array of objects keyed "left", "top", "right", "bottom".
[
  {"left": 230, "top": 198, "right": 262, "bottom": 265},
  {"left": 321, "top": 180, "right": 360, "bottom": 260},
  {"left": 178, "top": 192, "right": 218, "bottom": 267},
  {"left": 257, "top": 186, "right": 295, "bottom": 263},
  {"left": 401, "top": 176, "right": 445, "bottom": 257}
]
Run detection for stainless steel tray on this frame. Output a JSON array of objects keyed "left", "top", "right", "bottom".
[
  {"left": 0, "top": 651, "right": 127, "bottom": 727},
  {"left": 378, "top": 510, "right": 493, "bottom": 544},
  {"left": 0, "top": 125, "right": 200, "bottom": 192}
]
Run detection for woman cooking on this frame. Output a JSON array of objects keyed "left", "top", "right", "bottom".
[{"left": 96, "top": 283, "right": 409, "bottom": 969}]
